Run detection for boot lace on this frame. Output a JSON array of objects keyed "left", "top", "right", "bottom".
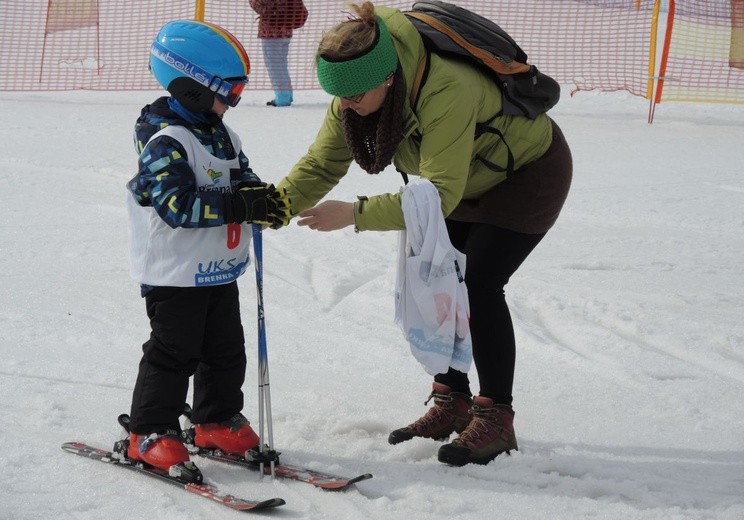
[
  {"left": 455, "top": 404, "right": 506, "bottom": 446},
  {"left": 407, "top": 391, "right": 457, "bottom": 432}
]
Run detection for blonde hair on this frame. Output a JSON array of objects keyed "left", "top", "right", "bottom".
[{"left": 317, "top": 2, "right": 378, "bottom": 60}]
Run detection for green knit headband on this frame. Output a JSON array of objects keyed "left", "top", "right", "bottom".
[{"left": 316, "top": 17, "right": 399, "bottom": 98}]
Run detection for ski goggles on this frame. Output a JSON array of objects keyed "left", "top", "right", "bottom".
[
  {"left": 151, "top": 41, "right": 248, "bottom": 107},
  {"left": 211, "top": 76, "right": 248, "bottom": 107}
]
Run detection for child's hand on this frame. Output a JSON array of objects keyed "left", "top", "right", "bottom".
[
  {"left": 232, "top": 183, "right": 274, "bottom": 224},
  {"left": 266, "top": 187, "right": 292, "bottom": 229},
  {"left": 232, "top": 183, "right": 292, "bottom": 227}
]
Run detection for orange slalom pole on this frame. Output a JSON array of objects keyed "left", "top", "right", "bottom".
[{"left": 194, "top": 0, "right": 205, "bottom": 21}]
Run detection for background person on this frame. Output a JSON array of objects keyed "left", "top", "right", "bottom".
[{"left": 249, "top": 0, "right": 308, "bottom": 107}]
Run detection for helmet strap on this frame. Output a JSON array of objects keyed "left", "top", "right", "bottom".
[{"left": 168, "top": 77, "right": 215, "bottom": 113}]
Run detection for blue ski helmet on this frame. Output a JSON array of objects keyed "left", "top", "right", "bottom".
[{"left": 149, "top": 20, "right": 251, "bottom": 111}]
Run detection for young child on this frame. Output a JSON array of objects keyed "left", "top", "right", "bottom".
[{"left": 124, "top": 20, "right": 289, "bottom": 480}]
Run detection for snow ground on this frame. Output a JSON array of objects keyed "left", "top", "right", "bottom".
[{"left": 0, "top": 88, "right": 742, "bottom": 519}]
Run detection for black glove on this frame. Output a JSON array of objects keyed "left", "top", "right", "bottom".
[
  {"left": 232, "top": 183, "right": 274, "bottom": 224},
  {"left": 266, "top": 186, "right": 292, "bottom": 229}
]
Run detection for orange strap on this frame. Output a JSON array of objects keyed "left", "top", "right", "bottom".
[
  {"left": 406, "top": 12, "right": 531, "bottom": 75},
  {"left": 410, "top": 53, "right": 428, "bottom": 109}
]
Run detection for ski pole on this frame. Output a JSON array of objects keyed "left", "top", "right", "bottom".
[{"left": 252, "top": 224, "right": 276, "bottom": 478}]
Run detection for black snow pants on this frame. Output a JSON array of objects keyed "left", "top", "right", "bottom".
[{"left": 128, "top": 282, "right": 247, "bottom": 434}]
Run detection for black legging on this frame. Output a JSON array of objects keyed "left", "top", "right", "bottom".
[{"left": 435, "top": 221, "right": 546, "bottom": 405}]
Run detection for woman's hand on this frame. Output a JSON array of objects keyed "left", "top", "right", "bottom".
[{"left": 297, "top": 200, "right": 354, "bottom": 232}]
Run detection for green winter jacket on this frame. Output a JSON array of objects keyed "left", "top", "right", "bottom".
[{"left": 277, "top": 6, "right": 553, "bottom": 231}]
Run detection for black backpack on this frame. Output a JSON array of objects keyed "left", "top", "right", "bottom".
[{"left": 404, "top": 0, "right": 560, "bottom": 119}]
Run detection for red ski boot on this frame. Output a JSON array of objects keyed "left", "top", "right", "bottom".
[
  {"left": 388, "top": 382, "right": 472, "bottom": 445},
  {"left": 194, "top": 414, "right": 260, "bottom": 455},
  {"left": 126, "top": 431, "right": 201, "bottom": 481}
]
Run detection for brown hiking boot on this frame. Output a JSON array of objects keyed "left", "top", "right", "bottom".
[
  {"left": 388, "top": 382, "right": 472, "bottom": 445},
  {"left": 437, "top": 396, "right": 518, "bottom": 466}
]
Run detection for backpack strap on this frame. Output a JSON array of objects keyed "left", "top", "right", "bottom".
[
  {"left": 410, "top": 50, "right": 431, "bottom": 113},
  {"left": 403, "top": 34, "right": 515, "bottom": 181},
  {"left": 396, "top": 168, "right": 410, "bottom": 185},
  {"left": 405, "top": 11, "right": 531, "bottom": 76},
  {"left": 474, "top": 114, "right": 514, "bottom": 178},
  {"left": 400, "top": 51, "right": 430, "bottom": 186}
]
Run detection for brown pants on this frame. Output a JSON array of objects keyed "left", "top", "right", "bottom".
[{"left": 449, "top": 119, "right": 573, "bottom": 234}]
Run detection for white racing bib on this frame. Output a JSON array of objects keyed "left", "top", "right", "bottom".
[{"left": 128, "top": 125, "right": 252, "bottom": 287}]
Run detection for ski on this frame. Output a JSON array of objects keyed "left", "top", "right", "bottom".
[
  {"left": 192, "top": 447, "right": 373, "bottom": 491},
  {"left": 180, "top": 406, "right": 372, "bottom": 491},
  {"left": 61, "top": 442, "right": 286, "bottom": 512}
]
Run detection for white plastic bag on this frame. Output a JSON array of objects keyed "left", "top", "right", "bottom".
[{"left": 394, "top": 180, "right": 472, "bottom": 376}]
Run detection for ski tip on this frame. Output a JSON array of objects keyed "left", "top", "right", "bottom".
[
  {"left": 61, "top": 441, "right": 86, "bottom": 452},
  {"left": 253, "top": 497, "right": 286, "bottom": 510},
  {"left": 218, "top": 496, "right": 285, "bottom": 511},
  {"left": 352, "top": 473, "right": 374, "bottom": 484},
  {"left": 318, "top": 473, "right": 374, "bottom": 491},
  {"left": 205, "top": 495, "right": 285, "bottom": 511}
]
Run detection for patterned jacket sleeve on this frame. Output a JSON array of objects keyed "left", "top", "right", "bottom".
[
  {"left": 129, "top": 135, "right": 235, "bottom": 229},
  {"left": 235, "top": 150, "right": 261, "bottom": 187}
]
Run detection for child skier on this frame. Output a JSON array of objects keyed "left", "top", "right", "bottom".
[{"left": 123, "top": 20, "right": 289, "bottom": 480}]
